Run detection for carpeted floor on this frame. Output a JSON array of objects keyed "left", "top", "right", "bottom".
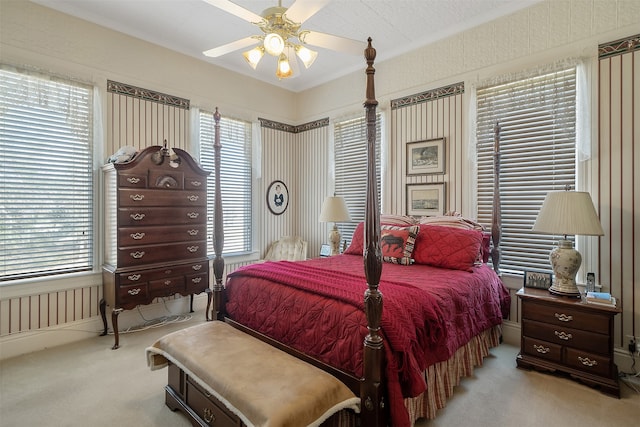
[{"left": 1, "top": 311, "right": 638, "bottom": 426}]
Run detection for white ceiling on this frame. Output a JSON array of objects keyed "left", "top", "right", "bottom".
[{"left": 31, "top": 0, "right": 542, "bottom": 92}]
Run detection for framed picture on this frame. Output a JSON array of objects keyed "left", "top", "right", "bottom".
[
  {"left": 266, "top": 180, "right": 289, "bottom": 215},
  {"left": 406, "top": 138, "right": 446, "bottom": 175},
  {"left": 406, "top": 183, "right": 445, "bottom": 216},
  {"left": 524, "top": 270, "right": 553, "bottom": 290}
]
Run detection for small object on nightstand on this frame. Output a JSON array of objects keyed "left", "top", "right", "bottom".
[{"left": 586, "top": 272, "right": 595, "bottom": 293}]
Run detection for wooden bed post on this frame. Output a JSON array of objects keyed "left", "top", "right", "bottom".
[
  {"left": 491, "top": 122, "right": 501, "bottom": 275},
  {"left": 361, "top": 37, "right": 386, "bottom": 427},
  {"left": 211, "top": 107, "right": 226, "bottom": 321}
]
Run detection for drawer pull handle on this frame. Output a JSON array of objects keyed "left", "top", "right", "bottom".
[
  {"left": 164, "top": 280, "right": 171, "bottom": 286},
  {"left": 127, "top": 177, "right": 140, "bottom": 184},
  {"left": 554, "top": 330, "right": 572, "bottom": 341},
  {"left": 187, "top": 212, "right": 199, "bottom": 219},
  {"left": 187, "top": 195, "right": 199, "bottom": 202},
  {"left": 130, "top": 251, "right": 145, "bottom": 259},
  {"left": 578, "top": 356, "right": 598, "bottom": 367},
  {"left": 165, "top": 270, "right": 172, "bottom": 274},
  {"left": 192, "top": 264, "right": 202, "bottom": 271},
  {"left": 555, "top": 313, "right": 573, "bottom": 322},
  {"left": 127, "top": 274, "right": 141, "bottom": 281},
  {"left": 190, "top": 180, "right": 202, "bottom": 187},
  {"left": 203, "top": 408, "right": 215, "bottom": 424},
  {"left": 187, "top": 246, "right": 199, "bottom": 253},
  {"left": 187, "top": 229, "right": 199, "bottom": 236},
  {"left": 127, "top": 288, "right": 141, "bottom": 296},
  {"left": 533, "top": 344, "right": 550, "bottom": 354},
  {"left": 130, "top": 232, "right": 145, "bottom": 240},
  {"left": 130, "top": 213, "right": 145, "bottom": 221},
  {"left": 130, "top": 194, "right": 144, "bottom": 201},
  {"left": 192, "top": 277, "right": 202, "bottom": 284}
]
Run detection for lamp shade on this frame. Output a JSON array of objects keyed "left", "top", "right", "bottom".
[
  {"left": 319, "top": 196, "right": 351, "bottom": 223},
  {"left": 532, "top": 191, "right": 604, "bottom": 236}
]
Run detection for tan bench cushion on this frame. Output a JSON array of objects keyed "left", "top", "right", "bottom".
[{"left": 147, "top": 321, "right": 359, "bottom": 427}]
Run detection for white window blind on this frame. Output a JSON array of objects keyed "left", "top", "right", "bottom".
[
  {"left": 0, "top": 67, "right": 94, "bottom": 281},
  {"left": 334, "top": 113, "right": 381, "bottom": 244},
  {"left": 476, "top": 67, "right": 576, "bottom": 275},
  {"left": 199, "top": 111, "right": 252, "bottom": 255}
]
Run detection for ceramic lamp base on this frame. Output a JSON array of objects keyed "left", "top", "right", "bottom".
[
  {"left": 328, "top": 225, "right": 342, "bottom": 256},
  {"left": 548, "top": 239, "right": 582, "bottom": 298}
]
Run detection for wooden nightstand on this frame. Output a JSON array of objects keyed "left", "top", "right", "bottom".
[{"left": 516, "top": 287, "right": 621, "bottom": 397}]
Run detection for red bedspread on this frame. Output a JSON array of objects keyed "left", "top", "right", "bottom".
[{"left": 225, "top": 254, "right": 510, "bottom": 426}]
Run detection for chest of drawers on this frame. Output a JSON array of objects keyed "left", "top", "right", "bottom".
[
  {"left": 100, "top": 146, "right": 211, "bottom": 349},
  {"left": 516, "top": 287, "right": 620, "bottom": 397}
]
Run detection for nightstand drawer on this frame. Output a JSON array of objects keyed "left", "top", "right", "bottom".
[
  {"left": 522, "top": 300, "right": 609, "bottom": 334},
  {"left": 522, "top": 337, "right": 561, "bottom": 362},
  {"left": 565, "top": 348, "right": 612, "bottom": 377},
  {"left": 522, "top": 320, "right": 609, "bottom": 355}
]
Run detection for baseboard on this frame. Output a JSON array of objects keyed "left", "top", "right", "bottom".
[
  {"left": 0, "top": 294, "right": 209, "bottom": 361},
  {"left": 500, "top": 319, "right": 520, "bottom": 346}
]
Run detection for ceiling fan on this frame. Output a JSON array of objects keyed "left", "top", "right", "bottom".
[{"left": 202, "top": 0, "right": 366, "bottom": 79}]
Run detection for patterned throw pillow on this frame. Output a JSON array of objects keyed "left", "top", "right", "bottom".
[{"left": 380, "top": 225, "right": 419, "bottom": 265}]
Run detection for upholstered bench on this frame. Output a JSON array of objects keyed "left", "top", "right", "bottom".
[{"left": 146, "top": 321, "right": 359, "bottom": 427}]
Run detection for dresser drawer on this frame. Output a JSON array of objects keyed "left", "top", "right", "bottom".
[
  {"left": 120, "top": 189, "right": 206, "bottom": 207},
  {"left": 118, "top": 261, "right": 208, "bottom": 285},
  {"left": 186, "top": 378, "right": 241, "bottom": 426},
  {"left": 522, "top": 336, "right": 562, "bottom": 363},
  {"left": 118, "top": 284, "right": 148, "bottom": 304},
  {"left": 149, "top": 276, "right": 185, "bottom": 297},
  {"left": 522, "top": 300, "right": 609, "bottom": 334},
  {"left": 184, "top": 175, "right": 207, "bottom": 190},
  {"left": 119, "top": 224, "right": 206, "bottom": 246},
  {"left": 118, "top": 207, "right": 206, "bottom": 226},
  {"left": 186, "top": 272, "right": 208, "bottom": 293},
  {"left": 565, "top": 348, "right": 612, "bottom": 377},
  {"left": 522, "top": 319, "right": 609, "bottom": 355},
  {"left": 117, "top": 241, "right": 207, "bottom": 267},
  {"left": 118, "top": 173, "right": 147, "bottom": 188}
]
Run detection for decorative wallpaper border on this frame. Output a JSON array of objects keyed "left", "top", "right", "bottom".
[
  {"left": 391, "top": 82, "right": 464, "bottom": 110},
  {"left": 107, "top": 80, "right": 190, "bottom": 109},
  {"left": 259, "top": 117, "right": 329, "bottom": 133},
  {"left": 598, "top": 34, "right": 640, "bottom": 59}
]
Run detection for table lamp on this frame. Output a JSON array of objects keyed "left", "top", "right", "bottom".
[
  {"left": 319, "top": 196, "right": 351, "bottom": 256},
  {"left": 532, "top": 188, "right": 604, "bottom": 297}
]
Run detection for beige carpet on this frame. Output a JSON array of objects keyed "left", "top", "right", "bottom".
[{"left": 1, "top": 311, "right": 638, "bottom": 427}]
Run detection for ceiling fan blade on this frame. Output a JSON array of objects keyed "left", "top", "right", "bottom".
[
  {"left": 285, "top": 0, "right": 331, "bottom": 24},
  {"left": 203, "top": 36, "right": 258, "bottom": 57},
  {"left": 301, "top": 31, "right": 366, "bottom": 55},
  {"left": 201, "top": 0, "right": 263, "bottom": 23}
]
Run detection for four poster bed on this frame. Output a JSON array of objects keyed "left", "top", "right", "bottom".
[{"left": 147, "top": 39, "right": 510, "bottom": 427}]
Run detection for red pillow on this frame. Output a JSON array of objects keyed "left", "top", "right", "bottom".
[
  {"left": 413, "top": 224, "right": 483, "bottom": 272},
  {"left": 344, "top": 222, "right": 365, "bottom": 255}
]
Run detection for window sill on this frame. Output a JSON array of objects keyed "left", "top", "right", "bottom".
[{"left": 0, "top": 270, "right": 103, "bottom": 299}]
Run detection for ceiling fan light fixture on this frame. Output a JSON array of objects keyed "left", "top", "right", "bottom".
[
  {"left": 276, "top": 53, "right": 293, "bottom": 79},
  {"left": 242, "top": 46, "right": 264, "bottom": 69},
  {"left": 295, "top": 45, "right": 317, "bottom": 69},
  {"left": 264, "top": 33, "right": 285, "bottom": 56}
]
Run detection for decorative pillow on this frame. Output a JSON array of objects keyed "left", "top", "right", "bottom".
[
  {"left": 379, "top": 214, "right": 417, "bottom": 226},
  {"left": 380, "top": 225, "right": 419, "bottom": 265},
  {"left": 344, "top": 222, "right": 365, "bottom": 255},
  {"left": 413, "top": 224, "right": 483, "bottom": 272},
  {"left": 344, "top": 222, "right": 420, "bottom": 265}
]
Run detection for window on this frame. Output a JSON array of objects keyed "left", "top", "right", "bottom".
[
  {"left": 476, "top": 67, "right": 577, "bottom": 274},
  {"left": 0, "top": 66, "right": 94, "bottom": 281},
  {"left": 199, "top": 111, "right": 252, "bottom": 255},
  {"left": 334, "top": 113, "right": 382, "bottom": 244}
]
